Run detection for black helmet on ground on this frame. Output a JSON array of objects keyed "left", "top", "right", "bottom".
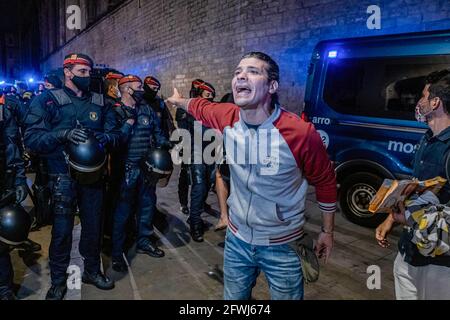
[
  {"left": 66, "top": 131, "right": 106, "bottom": 184},
  {"left": 141, "top": 148, "right": 173, "bottom": 187},
  {"left": 0, "top": 204, "right": 32, "bottom": 246}
]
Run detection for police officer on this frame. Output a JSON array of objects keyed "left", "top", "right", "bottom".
[
  {"left": 104, "top": 71, "right": 124, "bottom": 108},
  {"left": 111, "top": 75, "right": 171, "bottom": 272},
  {"left": 27, "top": 69, "right": 64, "bottom": 228},
  {"left": 175, "top": 80, "right": 204, "bottom": 217},
  {"left": 102, "top": 70, "right": 124, "bottom": 247},
  {"left": 1, "top": 89, "right": 42, "bottom": 252},
  {"left": 0, "top": 92, "right": 29, "bottom": 300},
  {"left": 24, "top": 53, "right": 120, "bottom": 300},
  {"left": 143, "top": 76, "right": 176, "bottom": 138},
  {"left": 15, "top": 81, "right": 34, "bottom": 110},
  {"left": 43, "top": 69, "right": 64, "bottom": 91},
  {"left": 176, "top": 79, "right": 217, "bottom": 242}
]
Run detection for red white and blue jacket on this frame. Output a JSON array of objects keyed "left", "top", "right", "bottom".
[{"left": 188, "top": 98, "right": 337, "bottom": 245}]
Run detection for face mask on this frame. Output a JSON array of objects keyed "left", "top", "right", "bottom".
[
  {"left": 131, "top": 89, "right": 145, "bottom": 104},
  {"left": 71, "top": 74, "right": 91, "bottom": 93},
  {"left": 415, "top": 101, "right": 435, "bottom": 123},
  {"left": 108, "top": 85, "right": 121, "bottom": 100},
  {"left": 144, "top": 85, "right": 158, "bottom": 100}
]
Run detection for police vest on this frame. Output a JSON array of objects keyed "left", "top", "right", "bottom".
[
  {"left": 115, "top": 103, "right": 156, "bottom": 164},
  {"left": 48, "top": 89, "right": 105, "bottom": 131}
]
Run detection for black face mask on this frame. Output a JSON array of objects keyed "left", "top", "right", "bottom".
[
  {"left": 131, "top": 89, "right": 145, "bottom": 104},
  {"left": 144, "top": 85, "right": 158, "bottom": 101},
  {"left": 71, "top": 75, "right": 91, "bottom": 93}
]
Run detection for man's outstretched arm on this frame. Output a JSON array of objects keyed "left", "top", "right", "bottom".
[{"left": 166, "top": 88, "right": 239, "bottom": 133}]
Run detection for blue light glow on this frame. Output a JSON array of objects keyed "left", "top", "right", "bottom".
[{"left": 328, "top": 50, "right": 338, "bottom": 58}]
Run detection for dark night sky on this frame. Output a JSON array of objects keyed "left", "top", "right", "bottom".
[
  {"left": 0, "top": 1, "right": 20, "bottom": 32},
  {"left": 0, "top": 0, "right": 41, "bottom": 80}
]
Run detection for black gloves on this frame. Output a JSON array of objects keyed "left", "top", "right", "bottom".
[
  {"left": 123, "top": 106, "right": 138, "bottom": 121},
  {"left": 15, "top": 184, "right": 28, "bottom": 203},
  {"left": 160, "top": 140, "right": 174, "bottom": 150},
  {"left": 94, "top": 132, "right": 112, "bottom": 146},
  {"left": 56, "top": 128, "right": 89, "bottom": 145}
]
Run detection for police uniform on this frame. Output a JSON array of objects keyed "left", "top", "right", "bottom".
[
  {"left": 111, "top": 94, "right": 169, "bottom": 263},
  {"left": 102, "top": 71, "right": 124, "bottom": 243},
  {"left": 0, "top": 94, "right": 27, "bottom": 300},
  {"left": 175, "top": 108, "right": 192, "bottom": 212},
  {"left": 143, "top": 76, "right": 175, "bottom": 139},
  {"left": 179, "top": 80, "right": 217, "bottom": 241},
  {"left": 24, "top": 60, "right": 120, "bottom": 289}
]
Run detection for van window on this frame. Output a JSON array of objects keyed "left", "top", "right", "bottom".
[{"left": 323, "top": 55, "right": 450, "bottom": 120}]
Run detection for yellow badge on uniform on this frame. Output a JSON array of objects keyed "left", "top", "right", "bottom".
[{"left": 90, "top": 112, "right": 98, "bottom": 121}]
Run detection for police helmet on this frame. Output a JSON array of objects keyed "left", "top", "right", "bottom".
[
  {"left": 0, "top": 204, "right": 32, "bottom": 246},
  {"left": 66, "top": 132, "right": 106, "bottom": 184},
  {"left": 141, "top": 148, "right": 173, "bottom": 187}
]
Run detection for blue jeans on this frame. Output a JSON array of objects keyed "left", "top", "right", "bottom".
[
  {"left": 223, "top": 230, "right": 304, "bottom": 300},
  {"left": 112, "top": 166, "right": 157, "bottom": 258}
]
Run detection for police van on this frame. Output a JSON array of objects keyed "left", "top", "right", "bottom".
[{"left": 302, "top": 30, "right": 450, "bottom": 227}]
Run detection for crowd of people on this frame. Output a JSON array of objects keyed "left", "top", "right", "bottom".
[{"left": 1, "top": 50, "right": 449, "bottom": 301}]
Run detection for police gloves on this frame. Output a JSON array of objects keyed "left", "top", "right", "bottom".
[
  {"left": 15, "top": 184, "right": 28, "bottom": 203},
  {"left": 56, "top": 128, "right": 89, "bottom": 145},
  {"left": 123, "top": 106, "right": 138, "bottom": 121},
  {"left": 160, "top": 140, "right": 174, "bottom": 150},
  {"left": 94, "top": 132, "right": 112, "bottom": 146}
]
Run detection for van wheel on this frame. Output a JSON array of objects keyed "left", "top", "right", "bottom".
[{"left": 339, "top": 172, "right": 387, "bottom": 228}]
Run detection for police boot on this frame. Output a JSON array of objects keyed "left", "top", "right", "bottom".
[
  {"left": 190, "top": 223, "right": 204, "bottom": 242},
  {"left": 136, "top": 241, "right": 165, "bottom": 258},
  {"left": 17, "top": 239, "right": 42, "bottom": 252},
  {"left": 180, "top": 205, "right": 189, "bottom": 215},
  {"left": 45, "top": 284, "right": 67, "bottom": 300},
  {"left": 82, "top": 271, "right": 115, "bottom": 290},
  {"left": 0, "top": 291, "right": 16, "bottom": 300},
  {"left": 112, "top": 255, "right": 128, "bottom": 273}
]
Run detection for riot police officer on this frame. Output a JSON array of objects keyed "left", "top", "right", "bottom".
[
  {"left": 43, "top": 69, "right": 64, "bottom": 91},
  {"left": 2, "top": 88, "right": 43, "bottom": 252},
  {"left": 104, "top": 71, "right": 124, "bottom": 108},
  {"left": 175, "top": 79, "right": 217, "bottom": 242},
  {"left": 28, "top": 69, "right": 64, "bottom": 228},
  {"left": 15, "top": 81, "right": 34, "bottom": 110},
  {"left": 143, "top": 76, "right": 176, "bottom": 138},
  {"left": 24, "top": 53, "right": 120, "bottom": 300},
  {"left": 0, "top": 92, "right": 29, "bottom": 300},
  {"left": 110, "top": 75, "right": 171, "bottom": 272},
  {"left": 102, "top": 70, "right": 124, "bottom": 246}
]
